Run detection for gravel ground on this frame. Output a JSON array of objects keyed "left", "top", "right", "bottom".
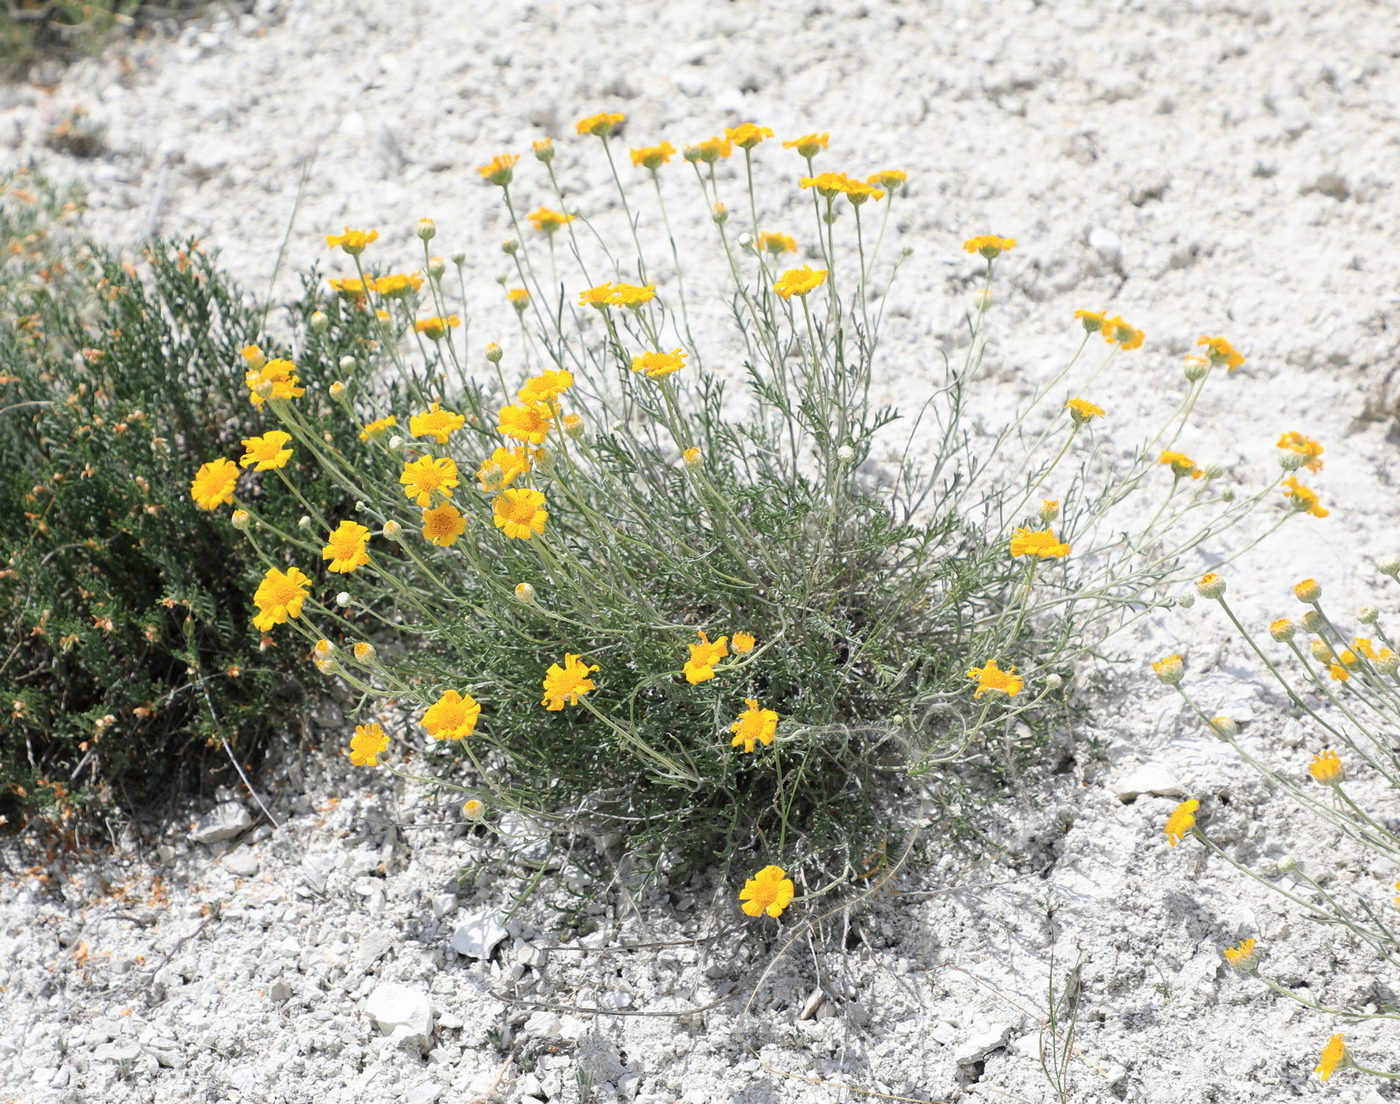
[{"left": 3, "top": 0, "right": 1400, "bottom": 1101}]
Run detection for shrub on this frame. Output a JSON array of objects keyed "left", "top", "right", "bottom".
[{"left": 0, "top": 1, "right": 210, "bottom": 76}]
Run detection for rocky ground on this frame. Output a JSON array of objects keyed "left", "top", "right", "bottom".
[{"left": 3, "top": 0, "right": 1400, "bottom": 1101}]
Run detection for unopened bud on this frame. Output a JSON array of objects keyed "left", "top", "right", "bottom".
[
  {"left": 1377, "top": 651, "right": 1400, "bottom": 676},
  {"left": 1278, "top": 451, "right": 1304, "bottom": 471},
  {"left": 1039, "top": 499, "right": 1060, "bottom": 523},
  {"left": 514, "top": 582, "right": 536, "bottom": 604},
  {"left": 682, "top": 446, "right": 701, "bottom": 466},
  {"left": 1209, "top": 715, "right": 1238, "bottom": 738},
  {"left": 427, "top": 256, "right": 446, "bottom": 278},
  {"left": 1151, "top": 654, "right": 1185, "bottom": 686},
  {"left": 738, "top": 233, "right": 755, "bottom": 251},
  {"left": 1358, "top": 605, "right": 1380, "bottom": 625},
  {"left": 1310, "top": 639, "right": 1334, "bottom": 663},
  {"left": 254, "top": 379, "right": 275, "bottom": 399},
  {"left": 1183, "top": 355, "right": 1210, "bottom": 381},
  {"left": 836, "top": 445, "right": 855, "bottom": 463},
  {"left": 1294, "top": 578, "right": 1321, "bottom": 603},
  {"left": 1044, "top": 673, "right": 1063, "bottom": 690},
  {"left": 388, "top": 435, "right": 405, "bottom": 451},
  {"left": 451, "top": 251, "right": 466, "bottom": 266},
  {"left": 1196, "top": 573, "right": 1226, "bottom": 600},
  {"left": 382, "top": 520, "right": 403, "bottom": 542},
  {"left": 352, "top": 641, "right": 376, "bottom": 662},
  {"left": 1176, "top": 593, "right": 1196, "bottom": 609},
  {"left": 417, "top": 217, "right": 436, "bottom": 241},
  {"left": 1378, "top": 555, "right": 1400, "bottom": 578},
  {"left": 712, "top": 202, "right": 728, "bottom": 224},
  {"left": 336, "top": 591, "right": 351, "bottom": 607},
  {"left": 230, "top": 509, "right": 250, "bottom": 530},
  {"left": 1269, "top": 618, "right": 1295, "bottom": 642},
  {"left": 1203, "top": 464, "right": 1225, "bottom": 480},
  {"left": 309, "top": 310, "right": 329, "bottom": 333},
  {"left": 339, "top": 355, "right": 357, "bottom": 373},
  {"left": 563, "top": 412, "right": 584, "bottom": 438},
  {"left": 1300, "top": 609, "right": 1324, "bottom": 633},
  {"left": 462, "top": 798, "right": 485, "bottom": 820},
  {"left": 485, "top": 343, "right": 503, "bottom": 364},
  {"left": 298, "top": 515, "right": 312, "bottom": 530},
  {"left": 501, "top": 238, "right": 519, "bottom": 255},
  {"left": 329, "top": 380, "right": 346, "bottom": 397}
]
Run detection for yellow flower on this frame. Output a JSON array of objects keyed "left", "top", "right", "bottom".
[
  {"left": 507, "top": 288, "right": 530, "bottom": 312},
  {"left": 1353, "top": 637, "right": 1379, "bottom": 660},
  {"left": 1197, "top": 335, "right": 1245, "bottom": 370},
  {"left": 868, "top": 168, "right": 908, "bottom": 191},
  {"left": 190, "top": 458, "right": 239, "bottom": 510},
  {"left": 725, "top": 122, "right": 774, "bottom": 149},
  {"left": 400, "top": 455, "right": 459, "bottom": 506},
  {"left": 358, "top": 415, "right": 397, "bottom": 442},
  {"left": 1102, "top": 315, "right": 1145, "bottom": 350},
  {"left": 1163, "top": 798, "right": 1199, "bottom": 846},
  {"left": 731, "top": 632, "right": 756, "bottom": 654},
  {"left": 682, "top": 446, "right": 701, "bottom": 465},
  {"left": 563, "top": 412, "right": 584, "bottom": 437},
  {"left": 421, "top": 502, "right": 467, "bottom": 547},
  {"left": 542, "top": 653, "right": 599, "bottom": 711},
  {"left": 739, "top": 865, "right": 795, "bottom": 919},
  {"left": 1282, "top": 475, "right": 1329, "bottom": 518},
  {"left": 575, "top": 111, "right": 625, "bottom": 137},
  {"left": 409, "top": 402, "right": 465, "bottom": 444},
  {"left": 238, "top": 430, "right": 294, "bottom": 472},
  {"left": 963, "top": 234, "right": 1017, "bottom": 259},
  {"left": 966, "top": 659, "right": 1024, "bottom": 699},
  {"left": 532, "top": 137, "right": 554, "bottom": 161},
  {"left": 631, "top": 349, "right": 687, "bottom": 379},
  {"left": 527, "top": 207, "right": 575, "bottom": 233},
  {"left": 773, "top": 265, "right": 828, "bottom": 299},
  {"left": 783, "top": 132, "right": 829, "bottom": 157},
  {"left": 325, "top": 227, "right": 378, "bottom": 255},
  {"left": 1314, "top": 1034, "right": 1346, "bottom": 1082},
  {"left": 328, "top": 276, "right": 367, "bottom": 297},
  {"left": 1308, "top": 749, "right": 1344, "bottom": 784},
  {"left": 240, "top": 344, "right": 265, "bottom": 368},
  {"left": 799, "top": 171, "right": 858, "bottom": 198},
  {"left": 683, "top": 630, "right": 729, "bottom": 685},
  {"left": 244, "top": 357, "right": 304, "bottom": 406},
  {"left": 841, "top": 179, "right": 885, "bottom": 205},
  {"left": 758, "top": 231, "right": 797, "bottom": 255},
  {"left": 348, "top": 723, "right": 389, "bottom": 766},
  {"left": 322, "top": 520, "right": 371, "bottom": 574},
  {"left": 252, "top": 566, "right": 311, "bottom": 632},
  {"left": 1039, "top": 499, "right": 1060, "bottom": 522},
  {"left": 578, "top": 282, "right": 616, "bottom": 309},
  {"left": 1065, "top": 398, "right": 1105, "bottom": 424},
  {"left": 1158, "top": 450, "right": 1203, "bottom": 479},
  {"left": 422, "top": 689, "right": 481, "bottom": 741},
  {"left": 1152, "top": 653, "right": 1185, "bottom": 686},
  {"left": 518, "top": 370, "right": 573, "bottom": 406},
  {"left": 730, "top": 698, "right": 779, "bottom": 753},
  {"left": 372, "top": 272, "right": 424, "bottom": 298},
  {"left": 1073, "top": 309, "right": 1107, "bottom": 333},
  {"left": 1277, "top": 431, "right": 1324, "bottom": 472},
  {"left": 610, "top": 283, "right": 656, "bottom": 308},
  {"left": 497, "top": 402, "right": 553, "bottom": 444},
  {"left": 413, "top": 314, "right": 461, "bottom": 340},
  {"left": 477, "top": 153, "right": 519, "bottom": 186},
  {"left": 1222, "top": 938, "right": 1257, "bottom": 972},
  {"left": 1009, "top": 527, "right": 1070, "bottom": 559},
  {"left": 684, "top": 135, "right": 732, "bottom": 162},
  {"left": 492, "top": 488, "right": 548, "bottom": 540},
  {"left": 476, "top": 446, "right": 532, "bottom": 492},
  {"left": 1294, "top": 578, "right": 1321, "bottom": 603},
  {"left": 629, "top": 142, "right": 676, "bottom": 170}
]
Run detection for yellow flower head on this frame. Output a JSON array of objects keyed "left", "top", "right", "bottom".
[
  {"left": 492, "top": 488, "right": 548, "bottom": 540},
  {"left": 1009, "top": 527, "right": 1070, "bottom": 559},
  {"left": 1282, "top": 475, "right": 1329, "bottom": 518},
  {"left": 966, "top": 659, "right": 1024, "bottom": 699},
  {"left": 497, "top": 402, "right": 554, "bottom": 444},
  {"left": 1308, "top": 749, "right": 1344, "bottom": 785},
  {"left": 1152, "top": 653, "right": 1185, "bottom": 686},
  {"left": 1163, "top": 798, "right": 1199, "bottom": 846},
  {"left": 575, "top": 111, "right": 625, "bottom": 137},
  {"left": 422, "top": 689, "right": 481, "bottom": 741},
  {"left": 322, "top": 520, "right": 371, "bottom": 574},
  {"left": 963, "top": 234, "right": 1017, "bottom": 259},
  {"left": 731, "top": 631, "right": 756, "bottom": 655},
  {"left": 325, "top": 227, "right": 378, "bottom": 255},
  {"left": 421, "top": 502, "right": 467, "bottom": 547},
  {"left": 773, "top": 265, "right": 828, "bottom": 299},
  {"left": 630, "top": 142, "right": 676, "bottom": 170},
  {"left": 477, "top": 153, "right": 519, "bottom": 186},
  {"left": 476, "top": 446, "right": 532, "bottom": 492},
  {"left": 359, "top": 415, "right": 397, "bottom": 441},
  {"left": 683, "top": 630, "right": 729, "bottom": 685},
  {"left": 527, "top": 206, "right": 575, "bottom": 233},
  {"left": 400, "top": 455, "right": 459, "bottom": 506},
  {"left": 1102, "top": 315, "right": 1145, "bottom": 350},
  {"left": 462, "top": 798, "right": 485, "bottom": 819},
  {"left": 531, "top": 137, "right": 554, "bottom": 162},
  {"left": 1314, "top": 1034, "right": 1346, "bottom": 1082},
  {"left": 238, "top": 430, "right": 294, "bottom": 472},
  {"left": 730, "top": 698, "right": 779, "bottom": 753},
  {"left": 684, "top": 135, "right": 732, "bottom": 163},
  {"left": 758, "top": 231, "right": 797, "bottom": 255},
  {"left": 1196, "top": 572, "right": 1226, "bottom": 600},
  {"left": 518, "top": 369, "right": 574, "bottom": 406},
  {"left": 842, "top": 179, "right": 885, "bottom": 205},
  {"left": 1294, "top": 578, "right": 1321, "bottom": 603},
  {"left": 1039, "top": 499, "right": 1060, "bottom": 522},
  {"left": 413, "top": 314, "right": 461, "bottom": 340},
  {"left": 348, "top": 723, "right": 389, "bottom": 767},
  {"left": 244, "top": 357, "right": 304, "bottom": 406},
  {"left": 868, "top": 168, "right": 908, "bottom": 191},
  {"left": 1065, "top": 397, "right": 1105, "bottom": 424},
  {"left": 1197, "top": 335, "right": 1245, "bottom": 370},
  {"left": 739, "top": 865, "right": 795, "bottom": 919},
  {"left": 352, "top": 642, "right": 376, "bottom": 662},
  {"left": 799, "top": 171, "right": 854, "bottom": 198},
  {"left": 631, "top": 349, "right": 687, "bottom": 379},
  {"left": 1269, "top": 617, "right": 1295, "bottom": 641},
  {"left": 578, "top": 282, "right": 616, "bottom": 309},
  {"left": 610, "top": 283, "right": 656, "bottom": 309},
  {"left": 328, "top": 276, "right": 368, "bottom": 297},
  {"left": 1074, "top": 309, "right": 1107, "bottom": 334},
  {"left": 725, "top": 122, "right": 774, "bottom": 150},
  {"left": 1222, "top": 938, "right": 1257, "bottom": 972},
  {"left": 252, "top": 566, "right": 311, "bottom": 632},
  {"left": 682, "top": 446, "right": 701, "bottom": 466},
  {"left": 191, "top": 457, "right": 239, "bottom": 510},
  {"left": 1158, "top": 450, "right": 1203, "bottom": 480},
  {"left": 410, "top": 401, "right": 466, "bottom": 444},
  {"left": 240, "top": 344, "right": 265, "bottom": 368},
  {"left": 1277, "top": 431, "right": 1324, "bottom": 472},
  {"left": 783, "top": 132, "right": 829, "bottom": 158},
  {"left": 372, "top": 272, "right": 424, "bottom": 299},
  {"left": 542, "top": 653, "right": 599, "bottom": 711}
]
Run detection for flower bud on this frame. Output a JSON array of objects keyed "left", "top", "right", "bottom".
[
  {"left": 1220, "top": 489, "right": 1235, "bottom": 502},
  {"left": 836, "top": 445, "right": 855, "bottom": 463},
  {"left": 427, "top": 256, "right": 446, "bottom": 278},
  {"left": 388, "top": 435, "right": 405, "bottom": 451},
  {"left": 1196, "top": 573, "right": 1226, "bottom": 600},
  {"left": 298, "top": 515, "right": 312, "bottom": 531},
  {"left": 1294, "top": 578, "right": 1321, "bottom": 603},
  {"left": 1182, "top": 355, "right": 1210, "bottom": 381},
  {"left": 336, "top": 591, "right": 351, "bottom": 607},
  {"left": 532, "top": 137, "right": 554, "bottom": 162},
  {"left": 1044, "top": 673, "right": 1063, "bottom": 690},
  {"left": 1357, "top": 605, "right": 1379, "bottom": 625},
  {"left": 532, "top": 450, "right": 555, "bottom": 475},
  {"left": 1269, "top": 617, "right": 1295, "bottom": 642},
  {"left": 1310, "top": 639, "right": 1334, "bottom": 663},
  {"left": 382, "top": 520, "right": 403, "bottom": 542},
  {"left": 514, "top": 582, "right": 536, "bottom": 604},
  {"left": 462, "top": 798, "right": 485, "bottom": 820},
  {"left": 1376, "top": 651, "right": 1400, "bottom": 676},
  {"left": 1203, "top": 464, "right": 1225, "bottom": 480},
  {"left": 313, "top": 639, "right": 335, "bottom": 659},
  {"left": 338, "top": 355, "right": 357, "bottom": 373},
  {"left": 1176, "top": 593, "right": 1196, "bottom": 609},
  {"left": 1378, "top": 555, "right": 1400, "bottom": 578},
  {"left": 1275, "top": 855, "right": 1298, "bottom": 873},
  {"left": 485, "top": 343, "right": 503, "bottom": 364},
  {"left": 1278, "top": 451, "right": 1304, "bottom": 471},
  {"left": 352, "top": 641, "right": 376, "bottom": 662},
  {"left": 1039, "top": 500, "right": 1060, "bottom": 523},
  {"left": 230, "top": 509, "right": 250, "bottom": 531},
  {"left": 1209, "top": 715, "right": 1238, "bottom": 737},
  {"left": 1300, "top": 609, "right": 1324, "bottom": 633},
  {"left": 682, "top": 446, "right": 701, "bottom": 466},
  {"left": 974, "top": 288, "right": 993, "bottom": 311},
  {"left": 501, "top": 238, "right": 519, "bottom": 255},
  {"left": 309, "top": 310, "right": 330, "bottom": 333},
  {"left": 417, "top": 217, "right": 436, "bottom": 241},
  {"left": 563, "top": 412, "right": 584, "bottom": 438},
  {"left": 711, "top": 202, "right": 728, "bottom": 224},
  {"left": 329, "top": 380, "right": 346, "bottom": 398},
  {"left": 1151, "top": 653, "right": 1185, "bottom": 686},
  {"left": 254, "top": 378, "right": 275, "bottom": 399},
  {"left": 737, "top": 233, "right": 755, "bottom": 251}
]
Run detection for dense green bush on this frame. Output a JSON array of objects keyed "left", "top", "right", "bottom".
[{"left": 1, "top": 1, "right": 212, "bottom": 75}]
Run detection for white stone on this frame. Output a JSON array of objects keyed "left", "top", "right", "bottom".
[
  {"left": 952, "top": 1021, "right": 1013, "bottom": 1066},
  {"left": 190, "top": 801, "right": 254, "bottom": 844},
  {"left": 221, "top": 849, "right": 259, "bottom": 877},
  {"left": 451, "top": 910, "right": 510, "bottom": 960},
  {"left": 1088, "top": 226, "right": 1123, "bottom": 260},
  {"left": 523, "top": 1010, "right": 586, "bottom": 1041},
  {"left": 1112, "top": 763, "right": 1184, "bottom": 802},
  {"left": 430, "top": 893, "right": 457, "bottom": 920},
  {"left": 405, "top": 1084, "right": 443, "bottom": 1104},
  {"left": 365, "top": 983, "right": 433, "bottom": 1047}
]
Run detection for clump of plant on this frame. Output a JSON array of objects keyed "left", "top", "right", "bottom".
[
  {"left": 1157, "top": 559, "right": 1400, "bottom": 1085},
  {"left": 0, "top": 0, "right": 210, "bottom": 76},
  {"left": 0, "top": 169, "right": 374, "bottom": 828},
  {"left": 196, "top": 117, "right": 1297, "bottom": 904}
]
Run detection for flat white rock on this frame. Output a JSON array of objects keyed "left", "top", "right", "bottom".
[
  {"left": 450, "top": 910, "right": 509, "bottom": 960},
  {"left": 1113, "top": 763, "right": 1185, "bottom": 802},
  {"left": 365, "top": 983, "right": 433, "bottom": 1042},
  {"left": 189, "top": 801, "right": 254, "bottom": 844}
]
